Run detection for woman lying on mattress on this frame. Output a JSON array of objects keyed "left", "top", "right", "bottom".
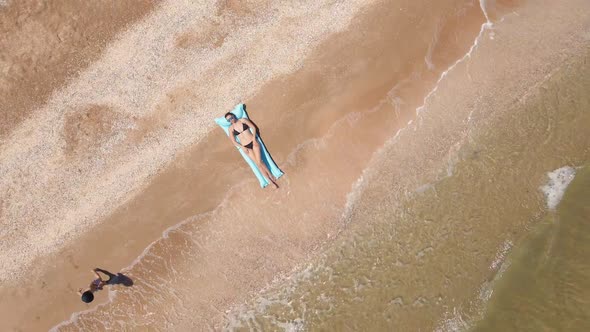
[{"left": 225, "top": 112, "right": 279, "bottom": 189}]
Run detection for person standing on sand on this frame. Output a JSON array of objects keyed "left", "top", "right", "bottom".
[
  {"left": 77, "top": 268, "right": 115, "bottom": 303},
  {"left": 225, "top": 112, "right": 279, "bottom": 189}
]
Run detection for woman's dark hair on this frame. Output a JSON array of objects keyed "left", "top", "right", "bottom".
[
  {"left": 81, "top": 291, "right": 94, "bottom": 303},
  {"left": 224, "top": 112, "right": 235, "bottom": 119}
]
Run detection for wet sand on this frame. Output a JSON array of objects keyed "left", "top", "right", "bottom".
[{"left": 1, "top": 0, "right": 588, "bottom": 331}]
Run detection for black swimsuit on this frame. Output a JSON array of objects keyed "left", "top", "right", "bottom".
[{"left": 233, "top": 122, "right": 254, "bottom": 149}]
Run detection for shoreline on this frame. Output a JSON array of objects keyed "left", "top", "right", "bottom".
[
  {"left": 0, "top": 1, "right": 490, "bottom": 331},
  {"left": 4, "top": 0, "right": 587, "bottom": 331},
  {"left": 222, "top": 1, "right": 590, "bottom": 330}
]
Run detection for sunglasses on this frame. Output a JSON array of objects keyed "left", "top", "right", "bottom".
[{"left": 226, "top": 116, "right": 236, "bottom": 121}]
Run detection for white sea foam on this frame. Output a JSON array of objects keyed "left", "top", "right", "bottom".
[
  {"left": 479, "top": 0, "right": 491, "bottom": 23},
  {"left": 425, "top": 19, "right": 442, "bottom": 71},
  {"left": 342, "top": 0, "right": 494, "bottom": 223},
  {"left": 489, "top": 239, "right": 513, "bottom": 271},
  {"left": 540, "top": 166, "right": 576, "bottom": 210},
  {"left": 433, "top": 167, "right": 579, "bottom": 332},
  {"left": 49, "top": 291, "right": 118, "bottom": 332},
  {"left": 434, "top": 307, "right": 469, "bottom": 332},
  {"left": 416, "top": 20, "right": 492, "bottom": 116}
]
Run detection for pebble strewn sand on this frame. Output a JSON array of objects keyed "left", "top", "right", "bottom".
[{"left": 0, "top": 0, "right": 158, "bottom": 139}]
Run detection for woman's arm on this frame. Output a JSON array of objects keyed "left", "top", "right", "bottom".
[
  {"left": 228, "top": 125, "right": 242, "bottom": 149},
  {"left": 243, "top": 118, "right": 258, "bottom": 138},
  {"left": 92, "top": 268, "right": 103, "bottom": 281}
]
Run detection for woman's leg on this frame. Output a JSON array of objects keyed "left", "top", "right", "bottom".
[
  {"left": 95, "top": 268, "right": 116, "bottom": 284},
  {"left": 246, "top": 147, "right": 273, "bottom": 180},
  {"left": 252, "top": 143, "right": 275, "bottom": 179},
  {"left": 246, "top": 146, "right": 278, "bottom": 188}
]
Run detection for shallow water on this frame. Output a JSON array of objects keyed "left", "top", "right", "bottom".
[
  {"left": 224, "top": 8, "right": 590, "bottom": 332},
  {"left": 473, "top": 166, "right": 590, "bottom": 331}
]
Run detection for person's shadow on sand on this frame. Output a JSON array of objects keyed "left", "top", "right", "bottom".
[{"left": 96, "top": 268, "right": 134, "bottom": 287}]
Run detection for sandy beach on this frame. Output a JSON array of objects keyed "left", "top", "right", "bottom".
[{"left": 1, "top": 0, "right": 589, "bottom": 331}]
